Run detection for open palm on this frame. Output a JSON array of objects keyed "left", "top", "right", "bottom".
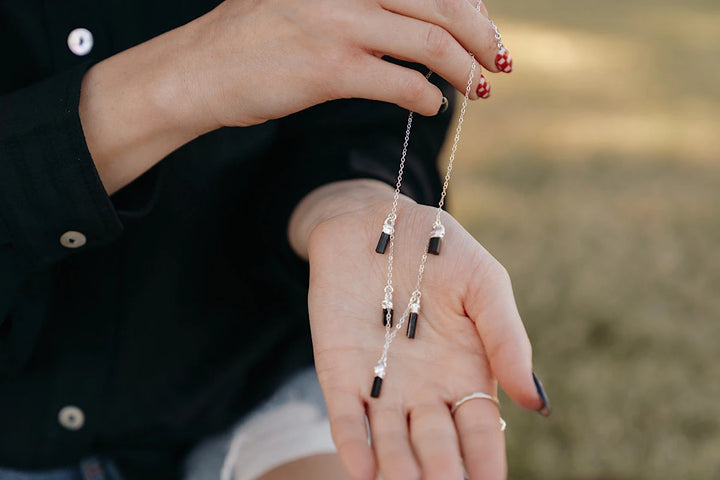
[{"left": 306, "top": 195, "right": 545, "bottom": 480}]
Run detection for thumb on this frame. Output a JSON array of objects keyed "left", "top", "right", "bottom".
[{"left": 463, "top": 252, "right": 551, "bottom": 416}]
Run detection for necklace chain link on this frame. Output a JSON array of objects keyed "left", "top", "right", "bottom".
[
  {"left": 375, "top": 57, "right": 478, "bottom": 375},
  {"left": 371, "top": 0, "right": 485, "bottom": 392}
]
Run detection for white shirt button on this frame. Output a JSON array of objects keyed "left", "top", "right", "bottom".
[
  {"left": 58, "top": 405, "right": 85, "bottom": 431},
  {"left": 67, "top": 28, "right": 94, "bottom": 56},
  {"left": 59, "top": 231, "right": 87, "bottom": 248}
]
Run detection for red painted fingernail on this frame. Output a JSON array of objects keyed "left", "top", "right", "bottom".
[
  {"left": 476, "top": 75, "right": 491, "bottom": 99},
  {"left": 496, "top": 46, "right": 512, "bottom": 73}
]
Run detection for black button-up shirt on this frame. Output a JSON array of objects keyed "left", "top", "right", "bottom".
[{"left": 0, "top": 1, "right": 451, "bottom": 477}]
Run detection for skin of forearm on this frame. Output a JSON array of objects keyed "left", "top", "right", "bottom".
[
  {"left": 288, "top": 179, "right": 412, "bottom": 261},
  {"left": 78, "top": 16, "right": 218, "bottom": 195}
]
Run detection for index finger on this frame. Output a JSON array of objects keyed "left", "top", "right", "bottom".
[{"left": 378, "top": 0, "right": 505, "bottom": 74}]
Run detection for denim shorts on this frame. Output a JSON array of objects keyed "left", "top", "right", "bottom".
[
  {"left": 0, "top": 458, "right": 123, "bottom": 480},
  {"left": 0, "top": 367, "right": 334, "bottom": 480}
]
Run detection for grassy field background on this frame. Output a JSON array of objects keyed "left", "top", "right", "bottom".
[{"left": 442, "top": 0, "right": 720, "bottom": 478}]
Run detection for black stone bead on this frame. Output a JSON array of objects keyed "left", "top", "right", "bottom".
[
  {"left": 382, "top": 308, "right": 394, "bottom": 327},
  {"left": 428, "top": 236, "right": 441, "bottom": 255},
  {"left": 407, "top": 312, "right": 418, "bottom": 339},
  {"left": 376, "top": 232, "right": 390, "bottom": 254},
  {"left": 370, "top": 376, "right": 383, "bottom": 398}
]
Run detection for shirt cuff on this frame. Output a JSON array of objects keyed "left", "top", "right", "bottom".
[{"left": 0, "top": 61, "right": 123, "bottom": 268}]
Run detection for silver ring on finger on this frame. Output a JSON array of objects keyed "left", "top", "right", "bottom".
[{"left": 451, "top": 391, "right": 507, "bottom": 432}]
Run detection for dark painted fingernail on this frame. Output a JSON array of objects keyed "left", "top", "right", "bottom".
[
  {"left": 533, "top": 372, "right": 551, "bottom": 417},
  {"left": 437, "top": 96, "right": 449, "bottom": 115}
]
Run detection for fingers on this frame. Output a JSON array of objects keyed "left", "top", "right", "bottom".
[
  {"left": 453, "top": 395, "right": 507, "bottom": 479},
  {"left": 377, "top": 0, "right": 507, "bottom": 74},
  {"left": 476, "top": 0, "right": 490, "bottom": 18},
  {"left": 368, "top": 403, "right": 421, "bottom": 480},
  {"left": 344, "top": 55, "right": 445, "bottom": 116},
  {"left": 464, "top": 256, "right": 547, "bottom": 414},
  {"left": 408, "top": 403, "right": 464, "bottom": 480},
  {"left": 325, "top": 388, "right": 377, "bottom": 480},
  {"left": 363, "top": 12, "right": 489, "bottom": 100},
  {"left": 341, "top": 0, "right": 515, "bottom": 110}
]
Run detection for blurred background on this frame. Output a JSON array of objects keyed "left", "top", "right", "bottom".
[{"left": 443, "top": 0, "right": 720, "bottom": 478}]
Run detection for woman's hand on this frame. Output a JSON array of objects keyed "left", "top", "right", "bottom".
[
  {"left": 290, "top": 180, "right": 546, "bottom": 480},
  {"left": 189, "top": 0, "right": 507, "bottom": 128},
  {"left": 79, "top": 0, "right": 510, "bottom": 194}
]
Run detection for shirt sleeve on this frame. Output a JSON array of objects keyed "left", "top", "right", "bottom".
[
  {"left": 0, "top": 62, "right": 123, "bottom": 271},
  {"left": 258, "top": 68, "right": 455, "bottom": 266}
]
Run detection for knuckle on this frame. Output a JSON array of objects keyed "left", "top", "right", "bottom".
[
  {"left": 332, "top": 435, "right": 360, "bottom": 453},
  {"left": 434, "top": 0, "right": 463, "bottom": 19},
  {"left": 407, "top": 402, "right": 438, "bottom": 421},
  {"left": 332, "top": 435, "right": 358, "bottom": 452},
  {"left": 401, "top": 71, "right": 428, "bottom": 105},
  {"left": 424, "top": 456, "right": 462, "bottom": 477},
  {"left": 425, "top": 24, "right": 452, "bottom": 57},
  {"left": 486, "top": 257, "right": 511, "bottom": 286},
  {"left": 380, "top": 457, "right": 421, "bottom": 480},
  {"left": 462, "top": 420, "right": 504, "bottom": 437},
  {"left": 328, "top": 411, "right": 359, "bottom": 431},
  {"left": 319, "top": 47, "right": 355, "bottom": 98},
  {"left": 375, "top": 427, "right": 408, "bottom": 446},
  {"left": 487, "top": 331, "right": 514, "bottom": 358},
  {"left": 469, "top": 249, "right": 510, "bottom": 288},
  {"left": 413, "top": 425, "right": 452, "bottom": 443},
  {"left": 314, "top": 1, "right": 341, "bottom": 26},
  {"left": 516, "top": 334, "right": 533, "bottom": 359},
  {"left": 322, "top": 46, "right": 349, "bottom": 74}
]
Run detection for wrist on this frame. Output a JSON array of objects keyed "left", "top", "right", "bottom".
[
  {"left": 78, "top": 18, "right": 216, "bottom": 193},
  {"left": 288, "top": 179, "right": 414, "bottom": 261},
  {"left": 124, "top": 16, "right": 218, "bottom": 137},
  {"left": 153, "top": 14, "right": 225, "bottom": 134}
]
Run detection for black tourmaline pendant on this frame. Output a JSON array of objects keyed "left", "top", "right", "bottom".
[
  {"left": 382, "top": 308, "right": 394, "bottom": 327},
  {"left": 376, "top": 232, "right": 390, "bottom": 254},
  {"left": 371, "top": 363, "right": 386, "bottom": 398},
  {"left": 375, "top": 218, "right": 395, "bottom": 254},
  {"left": 370, "top": 376, "right": 383, "bottom": 398},
  {"left": 407, "top": 313, "right": 418, "bottom": 338},
  {"left": 427, "top": 237, "right": 441, "bottom": 255},
  {"left": 427, "top": 223, "right": 445, "bottom": 255},
  {"left": 407, "top": 302, "right": 420, "bottom": 338}
]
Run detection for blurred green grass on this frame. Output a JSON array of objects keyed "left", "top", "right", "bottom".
[{"left": 443, "top": 0, "right": 720, "bottom": 478}]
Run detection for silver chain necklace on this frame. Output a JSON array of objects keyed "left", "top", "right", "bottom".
[{"left": 369, "top": 54, "right": 478, "bottom": 398}]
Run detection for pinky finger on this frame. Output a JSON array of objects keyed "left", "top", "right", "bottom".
[{"left": 346, "top": 56, "right": 444, "bottom": 116}]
